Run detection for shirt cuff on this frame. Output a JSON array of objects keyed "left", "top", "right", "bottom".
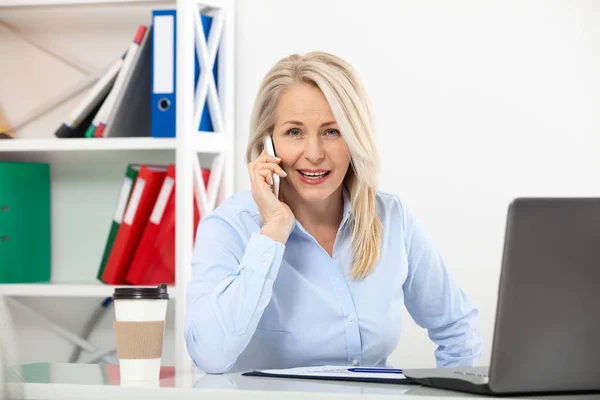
[{"left": 241, "top": 232, "right": 286, "bottom": 280}]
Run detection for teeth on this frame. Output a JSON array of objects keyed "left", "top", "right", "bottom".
[{"left": 300, "top": 171, "right": 327, "bottom": 178}]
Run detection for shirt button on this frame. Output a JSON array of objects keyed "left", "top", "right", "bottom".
[
  {"left": 352, "top": 359, "right": 359, "bottom": 366},
  {"left": 348, "top": 316, "right": 354, "bottom": 323}
]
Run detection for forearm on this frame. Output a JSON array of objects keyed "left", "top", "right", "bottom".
[
  {"left": 428, "top": 305, "right": 483, "bottom": 367},
  {"left": 401, "top": 198, "right": 483, "bottom": 368},
  {"left": 185, "top": 232, "right": 285, "bottom": 373}
]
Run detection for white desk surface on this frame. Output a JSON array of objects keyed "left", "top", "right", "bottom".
[{"left": 6, "top": 363, "right": 600, "bottom": 400}]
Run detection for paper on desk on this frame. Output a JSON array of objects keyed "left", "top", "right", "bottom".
[{"left": 257, "top": 365, "right": 406, "bottom": 380}]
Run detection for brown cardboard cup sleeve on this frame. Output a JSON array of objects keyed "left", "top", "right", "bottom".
[{"left": 113, "top": 321, "right": 165, "bottom": 359}]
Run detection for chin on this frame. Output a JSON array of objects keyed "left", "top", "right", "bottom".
[
  {"left": 297, "top": 191, "right": 331, "bottom": 203},
  {"left": 294, "top": 184, "right": 341, "bottom": 203}
]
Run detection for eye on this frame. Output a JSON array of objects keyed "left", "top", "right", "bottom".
[
  {"left": 324, "top": 129, "right": 340, "bottom": 136},
  {"left": 287, "top": 128, "right": 302, "bottom": 137}
]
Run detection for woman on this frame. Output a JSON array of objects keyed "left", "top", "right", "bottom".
[{"left": 185, "top": 51, "right": 482, "bottom": 374}]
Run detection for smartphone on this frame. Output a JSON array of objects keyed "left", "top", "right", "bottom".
[{"left": 263, "top": 136, "right": 280, "bottom": 198}]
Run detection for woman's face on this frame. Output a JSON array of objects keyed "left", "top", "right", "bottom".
[{"left": 272, "top": 82, "right": 351, "bottom": 204}]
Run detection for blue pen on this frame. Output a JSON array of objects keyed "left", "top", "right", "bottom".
[{"left": 347, "top": 367, "right": 403, "bottom": 374}]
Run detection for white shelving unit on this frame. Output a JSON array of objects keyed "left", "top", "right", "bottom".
[
  {"left": 0, "top": 134, "right": 226, "bottom": 153},
  {"left": 0, "top": 0, "right": 235, "bottom": 372},
  {"left": 0, "top": 283, "right": 179, "bottom": 298}
]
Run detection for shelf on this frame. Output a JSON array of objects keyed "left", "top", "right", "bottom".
[
  {"left": 0, "top": 0, "right": 170, "bottom": 7},
  {"left": 0, "top": 282, "right": 176, "bottom": 298},
  {"left": 0, "top": 137, "right": 176, "bottom": 152},
  {"left": 0, "top": 133, "right": 225, "bottom": 153}
]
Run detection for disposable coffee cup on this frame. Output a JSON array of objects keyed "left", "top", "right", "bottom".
[{"left": 113, "top": 284, "right": 169, "bottom": 383}]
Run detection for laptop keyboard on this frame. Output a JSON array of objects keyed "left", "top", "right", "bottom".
[{"left": 453, "top": 367, "right": 490, "bottom": 378}]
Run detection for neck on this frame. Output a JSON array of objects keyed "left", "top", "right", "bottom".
[{"left": 282, "top": 184, "right": 345, "bottom": 230}]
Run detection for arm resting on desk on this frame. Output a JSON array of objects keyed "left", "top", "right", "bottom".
[
  {"left": 400, "top": 203, "right": 483, "bottom": 368},
  {"left": 185, "top": 214, "right": 286, "bottom": 374}
]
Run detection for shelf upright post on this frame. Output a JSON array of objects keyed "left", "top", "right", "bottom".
[
  {"left": 220, "top": 0, "right": 235, "bottom": 202},
  {"left": 175, "top": 0, "right": 196, "bottom": 375}
]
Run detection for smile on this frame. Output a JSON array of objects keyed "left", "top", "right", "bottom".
[{"left": 297, "top": 170, "right": 330, "bottom": 184}]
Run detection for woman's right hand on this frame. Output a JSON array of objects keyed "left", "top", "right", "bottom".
[{"left": 248, "top": 150, "right": 295, "bottom": 244}]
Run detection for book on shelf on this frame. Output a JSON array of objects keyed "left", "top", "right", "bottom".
[
  {"left": 0, "top": 162, "right": 50, "bottom": 284},
  {"left": 54, "top": 55, "right": 124, "bottom": 139},
  {"left": 195, "top": 13, "right": 219, "bottom": 133},
  {"left": 101, "top": 24, "right": 152, "bottom": 139},
  {"left": 96, "top": 164, "right": 141, "bottom": 280},
  {"left": 100, "top": 164, "right": 168, "bottom": 285},
  {"left": 90, "top": 25, "right": 149, "bottom": 138},
  {"left": 98, "top": 163, "right": 211, "bottom": 286},
  {"left": 126, "top": 165, "right": 210, "bottom": 285},
  {"left": 49, "top": 9, "right": 221, "bottom": 140}
]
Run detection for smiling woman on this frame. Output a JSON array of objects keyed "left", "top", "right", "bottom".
[
  {"left": 185, "top": 51, "right": 483, "bottom": 374},
  {"left": 245, "top": 53, "right": 381, "bottom": 277}
]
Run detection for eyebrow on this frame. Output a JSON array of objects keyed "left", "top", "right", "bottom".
[{"left": 279, "top": 120, "right": 338, "bottom": 128}]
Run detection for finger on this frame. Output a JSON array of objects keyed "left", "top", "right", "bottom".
[
  {"left": 256, "top": 153, "right": 281, "bottom": 165},
  {"left": 255, "top": 169, "right": 273, "bottom": 186},
  {"left": 248, "top": 150, "right": 268, "bottom": 167},
  {"left": 249, "top": 156, "right": 280, "bottom": 176},
  {"left": 258, "top": 163, "right": 287, "bottom": 178}
]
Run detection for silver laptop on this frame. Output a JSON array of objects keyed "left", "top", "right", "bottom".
[{"left": 403, "top": 198, "right": 600, "bottom": 396}]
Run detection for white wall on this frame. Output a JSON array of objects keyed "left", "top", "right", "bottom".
[
  {"left": 4, "top": 0, "right": 600, "bottom": 371},
  {"left": 234, "top": 0, "right": 600, "bottom": 368}
]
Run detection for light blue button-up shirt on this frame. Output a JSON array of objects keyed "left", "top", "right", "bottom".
[{"left": 185, "top": 189, "right": 483, "bottom": 374}]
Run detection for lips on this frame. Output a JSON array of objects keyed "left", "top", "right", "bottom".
[{"left": 297, "top": 169, "right": 330, "bottom": 184}]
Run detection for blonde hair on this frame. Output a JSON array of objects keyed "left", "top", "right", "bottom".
[{"left": 246, "top": 51, "right": 383, "bottom": 280}]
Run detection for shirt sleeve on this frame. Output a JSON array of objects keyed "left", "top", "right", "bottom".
[
  {"left": 184, "top": 212, "right": 286, "bottom": 374},
  {"left": 400, "top": 201, "right": 483, "bottom": 368}
]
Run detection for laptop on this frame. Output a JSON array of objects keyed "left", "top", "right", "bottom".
[{"left": 403, "top": 198, "right": 600, "bottom": 396}]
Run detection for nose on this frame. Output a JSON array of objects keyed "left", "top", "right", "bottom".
[{"left": 303, "top": 135, "right": 325, "bottom": 164}]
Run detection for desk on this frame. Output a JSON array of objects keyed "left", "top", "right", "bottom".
[{"left": 6, "top": 363, "right": 600, "bottom": 400}]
